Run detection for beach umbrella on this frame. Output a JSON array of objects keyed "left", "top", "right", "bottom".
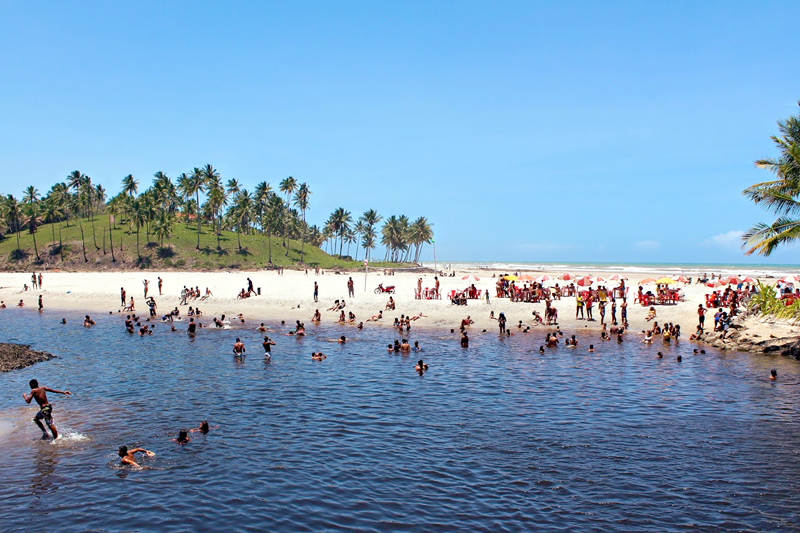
[
  {"left": 741, "top": 276, "right": 756, "bottom": 283},
  {"left": 639, "top": 278, "right": 657, "bottom": 285},
  {"left": 503, "top": 275, "right": 518, "bottom": 281},
  {"left": 518, "top": 274, "right": 535, "bottom": 281},
  {"left": 558, "top": 273, "right": 575, "bottom": 280},
  {"left": 723, "top": 276, "right": 741, "bottom": 285},
  {"left": 656, "top": 276, "right": 676, "bottom": 285},
  {"left": 676, "top": 275, "right": 690, "bottom": 283},
  {"left": 610, "top": 274, "right": 628, "bottom": 281},
  {"left": 706, "top": 280, "right": 726, "bottom": 288},
  {"left": 533, "top": 274, "right": 551, "bottom": 283},
  {"left": 461, "top": 274, "right": 481, "bottom": 282},
  {"left": 576, "top": 276, "right": 595, "bottom": 287},
  {"left": 779, "top": 275, "right": 799, "bottom": 284},
  {"left": 595, "top": 276, "right": 607, "bottom": 283}
]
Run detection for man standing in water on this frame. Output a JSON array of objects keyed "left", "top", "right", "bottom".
[
  {"left": 233, "top": 338, "right": 246, "bottom": 356},
  {"left": 22, "top": 379, "right": 71, "bottom": 439}
]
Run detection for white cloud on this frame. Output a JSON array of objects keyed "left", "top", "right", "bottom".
[
  {"left": 634, "top": 240, "right": 660, "bottom": 250},
  {"left": 704, "top": 230, "right": 745, "bottom": 250}
]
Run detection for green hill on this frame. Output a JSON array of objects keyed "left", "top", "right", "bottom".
[{"left": 0, "top": 217, "right": 397, "bottom": 271}]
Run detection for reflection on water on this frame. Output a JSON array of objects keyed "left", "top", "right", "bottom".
[{"left": 0, "top": 310, "right": 799, "bottom": 532}]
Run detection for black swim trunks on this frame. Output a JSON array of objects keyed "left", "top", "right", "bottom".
[{"left": 35, "top": 404, "right": 53, "bottom": 425}]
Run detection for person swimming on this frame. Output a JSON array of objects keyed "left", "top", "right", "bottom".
[
  {"left": 415, "top": 359, "right": 429, "bottom": 372},
  {"left": 770, "top": 369, "right": 778, "bottom": 380},
  {"left": 311, "top": 352, "right": 326, "bottom": 360},
  {"left": 118, "top": 445, "right": 155, "bottom": 468},
  {"left": 190, "top": 421, "right": 212, "bottom": 434},
  {"left": 173, "top": 429, "right": 190, "bottom": 444},
  {"left": 338, "top": 335, "right": 347, "bottom": 344},
  {"left": 588, "top": 344, "right": 595, "bottom": 353}
]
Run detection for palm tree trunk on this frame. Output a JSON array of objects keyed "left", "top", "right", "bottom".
[
  {"left": 32, "top": 230, "right": 39, "bottom": 261},
  {"left": 91, "top": 214, "right": 99, "bottom": 250},
  {"left": 59, "top": 226, "right": 64, "bottom": 262},
  {"left": 267, "top": 230, "right": 273, "bottom": 263},
  {"left": 79, "top": 223, "right": 88, "bottom": 263},
  {"left": 51, "top": 222, "right": 56, "bottom": 248},
  {"left": 136, "top": 223, "right": 141, "bottom": 259},
  {"left": 237, "top": 228, "right": 241, "bottom": 251},
  {"left": 216, "top": 217, "right": 221, "bottom": 249},
  {"left": 196, "top": 192, "right": 201, "bottom": 250},
  {"left": 109, "top": 226, "right": 116, "bottom": 262}
]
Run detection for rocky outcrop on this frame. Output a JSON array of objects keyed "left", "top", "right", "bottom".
[
  {"left": 697, "top": 314, "right": 800, "bottom": 358},
  {"left": 0, "top": 343, "right": 55, "bottom": 372}
]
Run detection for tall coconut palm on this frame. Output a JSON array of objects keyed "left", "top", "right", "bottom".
[
  {"left": 742, "top": 103, "right": 800, "bottom": 256},
  {"left": 293, "top": 182, "right": 311, "bottom": 263},
  {"left": 203, "top": 176, "right": 227, "bottom": 250},
  {"left": 182, "top": 167, "right": 207, "bottom": 249},
  {"left": 128, "top": 198, "right": 147, "bottom": 259},
  {"left": 352, "top": 221, "right": 366, "bottom": 261},
  {"left": 279, "top": 176, "right": 297, "bottom": 255},
  {"left": 122, "top": 174, "right": 138, "bottom": 198},
  {"left": 408, "top": 216, "right": 433, "bottom": 263},
  {"left": 229, "top": 190, "right": 253, "bottom": 251},
  {"left": 25, "top": 202, "right": 41, "bottom": 261},
  {"left": 360, "top": 209, "right": 382, "bottom": 262},
  {"left": 41, "top": 195, "right": 65, "bottom": 247},
  {"left": 5, "top": 195, "right": 22, "bottom": 253},
  {"left": 152, "top": 212, "right": 175, "bottom": 248}
]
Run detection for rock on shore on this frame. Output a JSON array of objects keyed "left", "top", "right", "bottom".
[
  {"left": 0, "top": 343, "right": 55, "bottom": 372},
  {"left": 699, "top": 315, "right": 800, "bottom": 358}
]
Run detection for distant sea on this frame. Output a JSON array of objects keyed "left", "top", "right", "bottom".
[{"left": 425, "top": 261, "right": 800, "bottom": 278}]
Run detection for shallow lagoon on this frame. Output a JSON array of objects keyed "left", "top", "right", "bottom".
[{"left": 1, "top": 310, "right": 799, "bottom": 532}]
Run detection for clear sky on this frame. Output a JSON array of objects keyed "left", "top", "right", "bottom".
[{"left": 1, "top": 1, "right": 798, "bottom": 264}]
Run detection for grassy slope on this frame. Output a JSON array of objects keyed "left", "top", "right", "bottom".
[{"left": 0, "top": 217, "right": 395, "bottom": 271}]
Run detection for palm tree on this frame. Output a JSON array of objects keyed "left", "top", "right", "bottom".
[
  {"left": 226, "top": 178, "right": 241, "bottom": 197},
  {"left": 152, "top": 212, "right": 175, "bottom": 248},
  {"left": 279, "top": 176, "right": 297, "bottom": 255},
  {"left": 122, "top": 174, "right": 138, "bottom": 198},
  {"left": 5, "top": 195, "right": 22, "bottom": 253},
  {"left": 408, "top": 216, "right": 433, "bottom": 263},
  {"left": 353, "top": 220, "right": 366, "bottom": 261},
  {"left": 742, "top": 103, "right": 800, "bottom": 256},
  {"left": 293, "top": 183, "right": 311, "bottom": 263},
  {"left": 182, "top": 167, "right": 207, "bottom": 249},
  {"left": 41, "top": 195, "right": 64, "bottom": 247},
  {"left": 361, "top": 225, "right": 376, "bottom": 262},
  {"left": 25, "top": 202, "right": 41, "bottom": 261},
  {"left": 229, "top": 190, "right": 253, "bottom": 251},
  {"left": 203, "top": 176, "right": 227, "bottom": 250},
  {"left": 360, "top": 209, "right": 382, "bottom": 262},
  {"left": 128, "top": 198, "right": 147, "bottom": 259}
]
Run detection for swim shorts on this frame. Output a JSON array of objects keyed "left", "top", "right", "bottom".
[{"left": 35, "top": 404, "right": 53, "bottom": 425}]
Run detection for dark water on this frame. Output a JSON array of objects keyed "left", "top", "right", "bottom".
[{"left": 1, "top": 310, "right": 800, "bottom": 532}]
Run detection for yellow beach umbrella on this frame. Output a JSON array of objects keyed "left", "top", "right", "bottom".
[
  {"left": 503, "top": 275, "right": 518, "bottom": 281},
  {"left": 656, "top": 276, "right": 676, "bottom": 285}
]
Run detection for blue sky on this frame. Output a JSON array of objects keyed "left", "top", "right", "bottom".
[{"left": 0, "top": 1, "right": 798, "bottom": 264}]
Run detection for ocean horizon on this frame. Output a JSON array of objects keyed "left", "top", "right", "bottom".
[{"left": 424, "top": 261, "right": 800, "bottom": 277}]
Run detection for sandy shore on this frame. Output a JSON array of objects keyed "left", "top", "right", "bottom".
[{"left": 0, "top": 267, "right": 755, "bottom": 336}]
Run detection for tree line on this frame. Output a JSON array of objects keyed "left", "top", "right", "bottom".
[{"left": 0, "top": 166, "right": 433, "bottom": 265}]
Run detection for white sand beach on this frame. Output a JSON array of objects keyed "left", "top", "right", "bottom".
[{"left": 0, "top": 267, "right": 761, "bottom": 335}]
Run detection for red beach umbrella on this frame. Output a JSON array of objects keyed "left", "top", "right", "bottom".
[
  {"left": 534, "top": 275, "right": 551, "bottom": 283},
  {"left": 741, "top": 276, "right": 756, "bottom": 283},
  {"left": 576, "top": 276, "right": 595, "bottom": 287},
  {"left": 610, "top": 274, "right": 628, "bottom": 281},
  {"left": 639, "top": 278, "right": 657, "bottom": 285},
  {"left": 558, "top": 273, "right": 575, "bottom": 280},
  {"left": 461, "top": 274, "right": 481, "bottom": 282}
]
